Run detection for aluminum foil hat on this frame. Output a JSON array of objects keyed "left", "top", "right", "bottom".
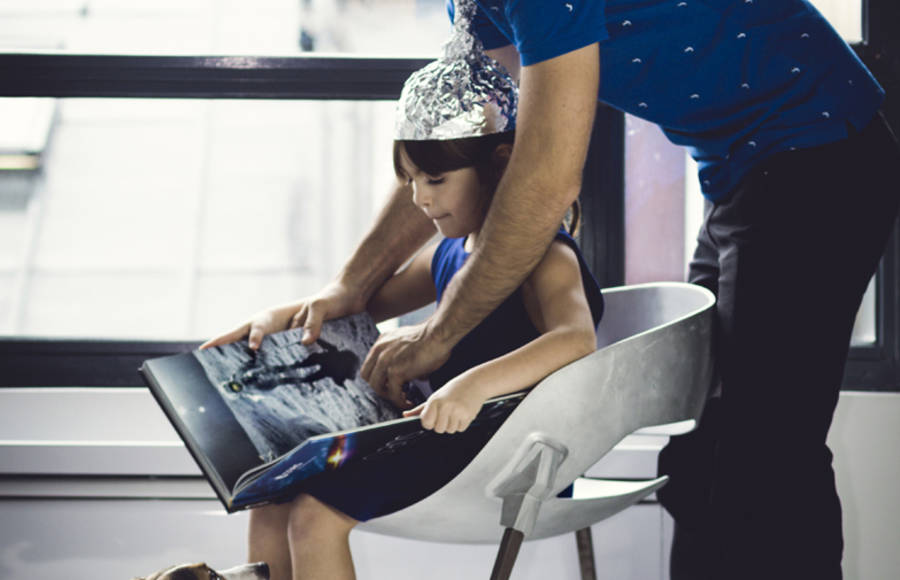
[{"left": 394, "top": 0, "right": 518, "bottom": 141}]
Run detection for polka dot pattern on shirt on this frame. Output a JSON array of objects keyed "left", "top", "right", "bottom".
[{"left": 468, "top": 0, "right": 884, "bottom": 199}]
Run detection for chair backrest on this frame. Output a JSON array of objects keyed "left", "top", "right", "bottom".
[
  {"left": 359, "top": 282, "right": 715, "bottom": 543},
  {"left": 596, "top": 282, "right": 716, "bottom": 348}
]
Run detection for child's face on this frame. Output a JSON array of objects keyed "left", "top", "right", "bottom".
[{"left": 398, "top": 150, "right": 489, "bottom": 239}]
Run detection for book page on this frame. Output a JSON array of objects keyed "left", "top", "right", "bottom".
[{"left": 192, "top": 313, "right": 401, "bottom": 462}]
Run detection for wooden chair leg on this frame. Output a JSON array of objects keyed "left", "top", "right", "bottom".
[
  {"left": 575, "top": 526, "right": 597, "bottom": 580},
  {"left": 490, "top": 528, "right": 525, "bottom": 580}
]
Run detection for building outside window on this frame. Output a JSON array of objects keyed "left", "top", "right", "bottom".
[{"left": 0, "top": 0, "right": 893, "bottom": 388}]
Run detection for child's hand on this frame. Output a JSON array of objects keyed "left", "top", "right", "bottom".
[
  {"left": 402, "top": 375, "right": 487, "bottom": 433},
  {"left": 200, "top": 303, "right": 299, "bottom": 351},
  {"left": 200, "top": 282, "right": 362, "bottom": 351}
]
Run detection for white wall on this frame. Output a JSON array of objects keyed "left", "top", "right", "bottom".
[
  {"left": 827, "top": 391, "right": 900, "bottom": 579},
  {"left": 0, "top": 388, "right": 670, "bottom": 580},
  {"left": 0, "top": 388, "right": 895, "bottom": 579}
]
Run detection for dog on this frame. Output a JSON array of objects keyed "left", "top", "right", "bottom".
[{"left": 134, "top": 561, "right": 269, "bottom": 580}]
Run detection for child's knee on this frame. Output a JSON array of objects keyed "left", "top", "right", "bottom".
[{"left": 288, "top": 494, "right": 357, "bottom": 539}]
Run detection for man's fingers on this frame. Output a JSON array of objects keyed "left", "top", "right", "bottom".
[
  {"left": 391, "top": 387, "right": 411, "bottom": 410},
  {"left": 385, "top": 370, "right": 411, "bottom": 408},
  {"left": 360, "top": 339, "right": 383, "bottom": 384},
  {"left": 363, "top": 347, "right": 390, "bottom": 397}
]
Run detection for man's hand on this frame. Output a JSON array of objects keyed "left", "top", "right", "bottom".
[
  {"left": 402, "top": 373, "right": 487, "bottom": 433},
  {"left": 361, "top": 320, "right": 451, "bottom": 408},
  {"left": 200, "top": 280, "right": 363, "bottom": 351}
]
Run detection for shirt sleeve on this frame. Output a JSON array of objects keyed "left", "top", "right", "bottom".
[
  {"left": 446, "top": 0, "right": 514, "bottom": 50},
  {"left": 504, "top": 0, "right": 609, "bottom": 66}
]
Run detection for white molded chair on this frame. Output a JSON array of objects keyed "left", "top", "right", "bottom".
[{"left": 358, "top": 282, "right": 716, "bottom": 579}]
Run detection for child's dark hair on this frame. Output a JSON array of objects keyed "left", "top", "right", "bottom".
[{"left": 393, "top": 131, "right": 581, "bottom": 236}]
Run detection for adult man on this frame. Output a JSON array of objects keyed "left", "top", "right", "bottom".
[{"left": 214, "top": 1, "right": 899, "bottom": 578}]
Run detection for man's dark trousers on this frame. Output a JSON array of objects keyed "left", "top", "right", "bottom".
[{"left": 658, "top": 112, "right": 900, "bottom": 580}]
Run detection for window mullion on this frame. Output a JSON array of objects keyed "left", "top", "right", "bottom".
[
  {"left": 8, "top": 163, "right": 50, "bottom": 334},
  {"left": 182, "top": 101, "right": 214, "bottom": 338}
]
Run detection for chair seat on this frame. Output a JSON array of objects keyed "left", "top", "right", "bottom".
[
  {"left": 358, "top": 282, "right": 715, "bottom": 545},
  {"left": 361, "top": 476, "right": 667, "bottom": 543}
]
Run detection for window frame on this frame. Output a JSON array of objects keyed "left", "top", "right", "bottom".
[
  {"left": 0, "top": 53, "right": 620, "bottom": 388},
  {"left": 840, "top": 0, "right": 900, "bottom": 390},
  {"left": 0, "top": 0, "right": 897, "bottom": 391},
  {"left": 0, "top": 55, "right": 433, "bottom": 387}
]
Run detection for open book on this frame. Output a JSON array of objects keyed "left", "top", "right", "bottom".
[{"left": 140, "top": 313, "right": 526, "bottom": 514}]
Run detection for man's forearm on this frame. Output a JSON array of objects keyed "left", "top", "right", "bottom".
[
  {"left": 427, "top": 43, "right": 600, "bottom": 350},
  {"left": 428, "top": 167, "right": 580, "bottom": 347},
  {"left": 337, "top": 180, "right": 435, "bottom": 308}
]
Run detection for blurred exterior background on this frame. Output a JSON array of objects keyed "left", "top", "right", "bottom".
[{"left": 0, "top": 0, "right": 870, "bottom": 342}]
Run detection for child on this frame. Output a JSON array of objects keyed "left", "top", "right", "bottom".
[
  {"left": 242, "top": 128, "right": 608, "bottom": 578},
  {"left": 203, "top": 5, "right": 604, "bottom": 578},
  {"left": 240, "top": 129, "right": 604, "bottom": 580}
]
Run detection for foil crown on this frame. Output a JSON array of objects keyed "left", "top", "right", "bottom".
[{"left": 394, "top": 0, "right": 518, "bottom": 141}]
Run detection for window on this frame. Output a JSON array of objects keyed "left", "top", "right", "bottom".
[
  {"left": 0, "top": 0, "right": 450, "bottom": 56},
  {"left": 810, "top": 0, "right": 863, "bottom": 43},
  {"left": 0, "top": 0, "right": 896, "bottom": 390},
  {"left": 0, "top": 1, "right": 452, "bottom": 385},
  {"left": 0, "top": 1, "right": 453, "bottom": 344},
  {"left": 0, "top": 98, "right": 399, "bottom": 341}
]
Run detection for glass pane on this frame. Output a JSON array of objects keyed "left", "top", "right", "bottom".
[
  {"left": 0, "top": 273, "right": 12, "bottom": 328},
  {"left": 624, "top": 113, "right": 877, "bottom": 347},
  {"left": 850, "top": 278, "right": 876, "bottom": 346},
  {"left": 0, "top": 0, "right": 451, "bottom": 56},
  {"left": 0, "top": 1, "right": 860, "bottom": 55},
  {"left": 808, "top": 0, "right": 863, "bottom": 44},
  {"left": 0, "top": 97, "right": 399, "bottom": 340},
  {"left": 624, "top": 114, "right": 687, "bottom": 285}
]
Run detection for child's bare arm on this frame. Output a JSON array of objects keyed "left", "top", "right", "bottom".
[
  {"left": 366, "top": 243, "right": 437, "bottom": 324},
  {"left": 404, "top": 240, "right": 596, "bottom": 433},
  {"left": 201, "top": 245, "right": 437, "bottom": 351}
]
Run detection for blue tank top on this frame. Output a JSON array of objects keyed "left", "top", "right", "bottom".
[{"left": 428, "top": 229, "right": 604, "bottom": 389}]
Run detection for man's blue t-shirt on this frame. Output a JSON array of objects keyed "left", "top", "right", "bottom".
[{"left": 448, "top": 0, "right": 884, "bottom": 200}]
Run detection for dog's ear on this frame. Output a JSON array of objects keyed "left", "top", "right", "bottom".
[{"left": 168, "top": 566, "right": 208, "bottom": 580}]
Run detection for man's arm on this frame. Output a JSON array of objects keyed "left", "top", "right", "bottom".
[
  {"left": 335, "top": 179, "right": 435, "bottom": 311},
  {"left": 366, "top": 243, "right": 437, "bottom": 323},
  {"left": 362, "top": 43, "right": 600, "bottom": 398},
  {"left": 402, "top": 240, "right": 598, "bottom": 433},
  {"left": 486, "top": 45, "right": 521, "bottom": 83},
  {"left": 432, "top": 42, "right": 600, "bottom": 349},
  {"left": 292, "top": 179, "right": 436, "bottom": 342}
]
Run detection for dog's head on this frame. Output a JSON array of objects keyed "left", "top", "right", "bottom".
[{"left": 135, "top": 562, "right": 269, "bottom": 580}]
